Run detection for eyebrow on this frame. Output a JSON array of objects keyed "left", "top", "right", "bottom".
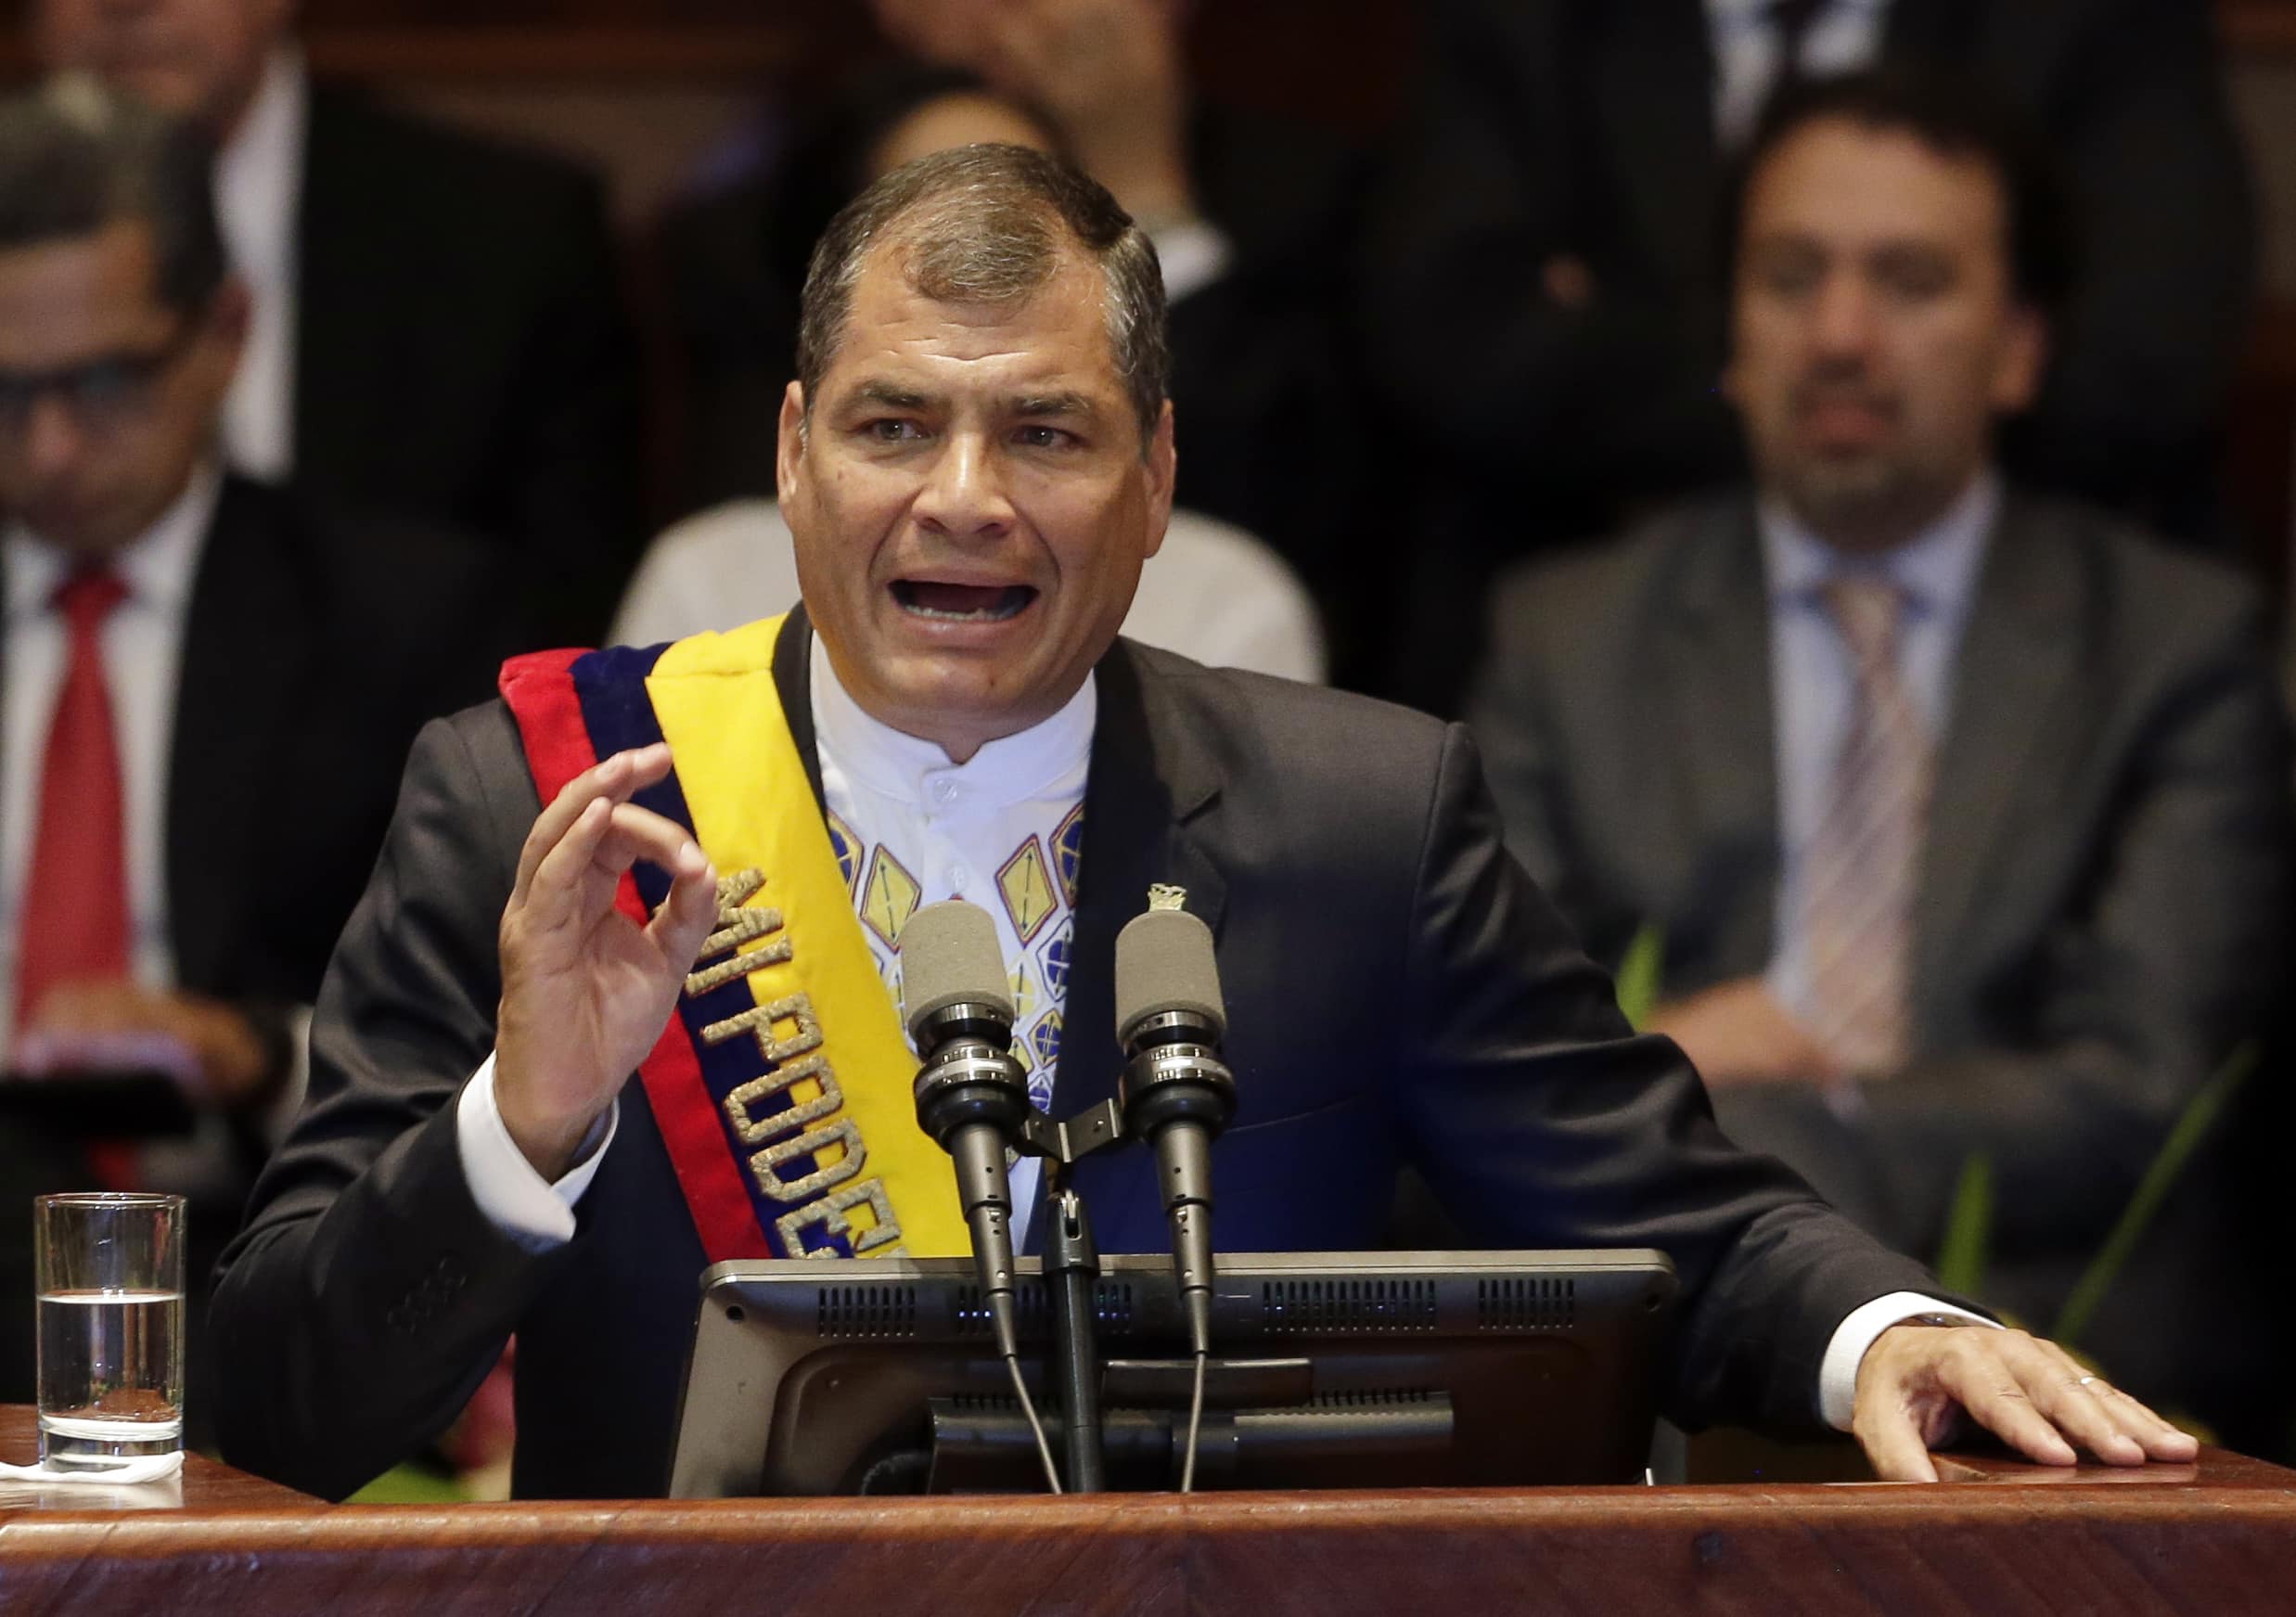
[
  {"left": 852, "top": 380, "right": 931, "bottom": 412},
  {"left": 1009, "top": 391, "right": 1099, "bottom": 419}
]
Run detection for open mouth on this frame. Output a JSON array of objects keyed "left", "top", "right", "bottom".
[{"left": 891, "top": 581, "right": 1038, "bottom": 622}]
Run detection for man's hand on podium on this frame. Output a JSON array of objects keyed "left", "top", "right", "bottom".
[
  {"left": 1853, "top": 1322, "right": 2200, "bottom": 1482},
  {"left": 495, "top": 743, "right": 718, "bottom": 1181}
]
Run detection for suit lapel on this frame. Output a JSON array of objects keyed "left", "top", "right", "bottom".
[
  {"left": 1657, "top": 503, "right": 1779, "bottom": 977},
  {"left": 1911, "top": 497, "right": 2085, "bottom": 1030},
  {"left": 166, "top": 481, "right": 314, "bottom": 991},
  {"left": 1055, "top": 644, "right": 1225, "bottom": 1129},
  {"left": 769, "top": 604, "right": 827, "bottom": 815}
]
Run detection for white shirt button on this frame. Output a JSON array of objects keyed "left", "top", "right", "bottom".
[
  {"left": 949, "top": 866, "right": 970, "bottom": 894},
  {"left": 932, "top": 778, "right": 959, "bottom": 804}
]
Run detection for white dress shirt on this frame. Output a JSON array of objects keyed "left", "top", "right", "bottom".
[
  {"left": 1148, "top": 217, "right": 1234, "bottom": 307},
  {"left": 457, "top": 631, "right": 1984, "bottom": 1426},
  {"left": 1706, "top": 0, "right": 1891, "bottom": 146},
  {"left": 0, "top": 467, "right": 221, "bottom": 1052},
  {"left": 214, "top": 46, "right": 308, "bottom": 483}
]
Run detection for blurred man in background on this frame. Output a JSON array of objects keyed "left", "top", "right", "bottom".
[
  {"left": 32, "top": 0, "right": 644, "bottom": 644},
  {"left": 1366, "top": 0, "right": 2253, "bottom": 713},
  {"left": 0, "top": 82, "right": 510, "bottom": 1408},
  {"left": 1470, "top": 73, "right": 2292, "bottom": 1449}
]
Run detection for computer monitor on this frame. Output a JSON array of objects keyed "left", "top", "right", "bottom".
[{"left": 667, "top": 1248, "right": 1676, "bottom": 1497}]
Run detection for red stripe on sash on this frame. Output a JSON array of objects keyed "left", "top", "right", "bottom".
[{"left": 497, "top": 649, "right": 770, "bottom": 1263}]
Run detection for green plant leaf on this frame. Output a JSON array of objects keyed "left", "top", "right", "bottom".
[
  {"left": 2050, "top": 1043, "right": 2259, "bottom": 1349},
  {"left": 1614, "top": 924, "right": 1665, "bottom": 1032},
  {"left": 1933, "top": 1151, "right": 1993, "bottom": 1297}
]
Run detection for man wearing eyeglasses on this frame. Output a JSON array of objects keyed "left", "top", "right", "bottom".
[{"left": 0, "top": 82, "right": 511, "bottom": 1407}]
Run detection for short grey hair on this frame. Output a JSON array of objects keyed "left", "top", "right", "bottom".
[
  {"left": 0, "top": 77, "right": 226, "bottom": 317},
  {"left": 795, "top": 143, "right": 1171, "bottom": 446}
]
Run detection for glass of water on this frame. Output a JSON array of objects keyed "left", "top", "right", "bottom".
[{"left": 34, "top": 1193, "right": 186, "bottom": 1469}]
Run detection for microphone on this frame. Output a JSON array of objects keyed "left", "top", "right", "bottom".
[
  {"left": 901, "top": 900, "right": 1031, "bottom": 1362},
  {"left": 1114, "top": 904, "right": 1237, "bottom": 1361}
]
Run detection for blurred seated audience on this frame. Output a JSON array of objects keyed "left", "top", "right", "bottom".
[
  {"left": 612, "top": 499, "right": 1326, "bottom": 683},
  {"left": 1470, "top": 73, "right": 2292, "bottom": 1446},
  {"left": 0, "top": 82, "right": 515, "bottom": 1405},
  {"left": 662, "top": 0, "right": 1373, "bottom": 677},
  {"left": 1366, "top": 0, "right": 2253, "bottom": 713},
  {"left": 33, "top": 0, "right": 645, "bottom": 645}
]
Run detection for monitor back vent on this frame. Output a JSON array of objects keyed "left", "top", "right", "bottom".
[
  {"left": 816, "top": 1283, "right": 917, "bottom": 1339},
  {"left": 1261, "top": 1277, "right": 1438, "bottom": 1333},
  {"left": 1475, "top": 1276, "right": 1575, "bottom": 1332},
  {"left": 954, "top": 1282, "right": 1052, "bottom": 1339}
]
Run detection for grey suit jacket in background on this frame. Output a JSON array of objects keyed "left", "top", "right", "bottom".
[
  {"left": 1471, "top": 487, "right": 2293, "bottom": 1438},
  {"left": 208, "top": 618, "right": 1937, "bottom": 1499}
]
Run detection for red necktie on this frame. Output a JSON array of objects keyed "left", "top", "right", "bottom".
[{"left": 15, "top": 568, "right": 132, "bottom": 1033}]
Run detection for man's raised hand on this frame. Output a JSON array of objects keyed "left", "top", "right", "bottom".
[{"left": 494, "top": 744, "right": 719, "bottom": 1179}]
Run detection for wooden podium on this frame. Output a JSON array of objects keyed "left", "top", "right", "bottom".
[{"left": 1, "top": 1409, "right": 2290, "bottom": 1613}]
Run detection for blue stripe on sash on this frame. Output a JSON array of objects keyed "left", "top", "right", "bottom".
[{"left": 568, "top": 644, "right": 864, "bottom": 1258}]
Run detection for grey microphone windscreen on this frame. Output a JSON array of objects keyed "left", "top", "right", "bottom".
[
  {"left": 899, "top": 900, "right": 1014, "bottom": 1041},
  {"left": 1115, "top": 908, "right": 1228, "bottom": 1046}
]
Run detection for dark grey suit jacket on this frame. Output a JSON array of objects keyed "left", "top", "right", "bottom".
[
  {"left": 209, "top": 612, "right": 1935, "bottom": 1499},
  {"left": 1471, "top": 488, "right": 2292, "bottom": 1432}
]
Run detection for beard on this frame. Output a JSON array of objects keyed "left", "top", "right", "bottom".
[{"left": 1761, "top": 410, "right": 1975, "bottom": 554}]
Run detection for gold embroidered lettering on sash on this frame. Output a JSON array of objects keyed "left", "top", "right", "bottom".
[
  {"left": 681, "top": 866, "right": 903, "bottom": 1256},
  {"left": 778, "top": 1180, "right": 904, "bottom": 1261},
  {"left": 750, "top": 1118, "right": 866, "bottom": 1202},
  {"left": 722, "top": 1054, "right": 842, "bottom": 1144}
]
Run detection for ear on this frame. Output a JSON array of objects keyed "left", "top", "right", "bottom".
[
  {"left": 1991, "top": 303, "right": 2048, "bottom": 416},
  {"left": 191, "top": 276, "right": 252, "bottom": 400},
  {"left": 209, "top": 276, "right": 251, "bottom": 354},
  {"left": 775, "top": 380, "right": 808, "bottom": 503},
  {"left": 1142, "top": 399, "right": 1175, "bottom": 560}
]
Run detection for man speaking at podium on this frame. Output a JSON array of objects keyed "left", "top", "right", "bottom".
[{"left": 210, "top": 145, "right": 2193, "bottom": 1500}]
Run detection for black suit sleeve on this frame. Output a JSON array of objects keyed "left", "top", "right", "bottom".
[
  {"left": 1391, "top": 724, "right": 1941, "bottom": 1433},
  {"left": 1995, "top": 0, "right": 2254, "bottom": 536},
  {"left": 1357, "top": 0, "right": 1738, "bottom": 497},
  {"left": 498, "top": 170, "right": 646, "bottom": 645},
  {"left": 208, "top": 706, "right": 558, "bottom": 1500}
]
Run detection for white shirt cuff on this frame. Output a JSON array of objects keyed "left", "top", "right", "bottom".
[
  {"left": 455, "top": 1051, "right": 619, "bottom": 1251},
  {"left": 1150, "top": 217, "right": 1235, "bottom": 305},
  {"left": 1819, "top": 1290, "right": 1997, "bottom": 1431}
]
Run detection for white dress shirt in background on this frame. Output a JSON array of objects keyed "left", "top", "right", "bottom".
[
  {"left": 1706, "top": 0, "right": 1891, "bottom": 146},
  {"left": 610, "top": 500, "right": 1327, "bottom": 684},
  {"left": 1760, "top": 472, "right": 1998, "bottom": 1027},
  {"left": 213, "top": 46, "right": 307, "bottom": 483},
  {"left": 0, "top": 467, "right": 220, "bottom": 1051}
]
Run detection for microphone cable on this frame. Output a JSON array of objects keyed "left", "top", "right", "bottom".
[
  {"left": 1180, "top": 1346, "right": 1207, "bottom": 1493},
  {"left": 1006, "top": 1340, "right": 1063, "bottom": 1495}
]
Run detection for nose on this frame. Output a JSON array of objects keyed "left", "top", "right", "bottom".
[
  {"left": 911, "top": 430, "right": 1016, "bottom": 541},
  {"left": 19, "top": 394, "right": 86, "bottom": 480},
  {"left": 1809, "top": 269, "right": 1880, "bottom": 361}
]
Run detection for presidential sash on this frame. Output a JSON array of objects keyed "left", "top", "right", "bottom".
[{"left": 498, "top": 614, "right": 967, "bottom": 1264}]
